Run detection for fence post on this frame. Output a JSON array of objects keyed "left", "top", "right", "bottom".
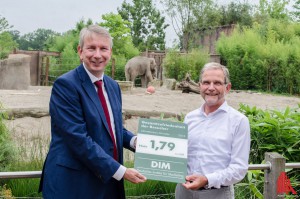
[
  {"left": 263, "top": 152, "right": 286, "bottom": 199},
  {"left": 111, "top": 58, "right": 115, "bottom": 80},
  {"left": 45, "top": 56, "right": 50, "bottom": 86}
]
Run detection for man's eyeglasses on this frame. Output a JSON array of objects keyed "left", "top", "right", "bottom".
[{"left": 201, "top": 81, "right": 226, "bottom": 87}]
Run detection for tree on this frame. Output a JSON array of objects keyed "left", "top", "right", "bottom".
[
  {"left": 160, "top": 0, "right": 216, "bottom": 51},
  {"left": 17, "top": 28, "right": 59, "bottom": 50},
  {"left": 0, "top": 32, "right": 18, "bottom": 59},
  {"left": 118, "top": 0, "right": 169, "bottom": 51},
  {"left": 255, "top": 0, "right": 291, "bottom": 22},
  {"left": 99, "top": 13, "right": 139, "bottom": 59},
  {"left": 292, "top": 0, "right": 300, "bottom": 21},
  {"left": 219, "top": 2, "right": 254, "bottom": 27},
  {"left": 0, "top": 16, "right": 17, "bottom": 59},
  {"left": 0, "top": 15, "right": 13, "bottom": 33},
  {"left": 99, "top": 13, "right": 140, "bottom": 80},
  {"left": 47, "top": 18, "right": 93, "bottom": 53}
]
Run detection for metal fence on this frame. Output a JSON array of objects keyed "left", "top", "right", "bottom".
[{"left": 1, "top": 152, "right": 299, "bottom": 199}]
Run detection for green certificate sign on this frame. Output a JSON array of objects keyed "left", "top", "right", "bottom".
[{"left": 134, "top": 118, "right": 188, "bottom": 183}]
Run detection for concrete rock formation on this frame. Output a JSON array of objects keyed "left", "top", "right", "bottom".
[{"left": 0, "top": 54, "right": 31, "bottom": 90}]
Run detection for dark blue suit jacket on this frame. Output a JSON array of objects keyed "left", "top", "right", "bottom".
[{"left": 40, "top": 64, "right": 134, "bottom": 199}]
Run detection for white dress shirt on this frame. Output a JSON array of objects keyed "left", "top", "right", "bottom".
[{"left": 184, "top": 101, "right": 250, "bottom": 188}]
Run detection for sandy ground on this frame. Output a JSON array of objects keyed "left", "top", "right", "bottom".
[
  {"left": 1, "top": 86, "right": 300, "bottom": 160},
  {"left": 1, "top": 85, "right": 299, "bottom": 115}
]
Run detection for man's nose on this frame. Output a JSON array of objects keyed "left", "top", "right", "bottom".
[
  {"left": 94, "top": 49, "right": 102, "bottom": 58},
  {"left": 208, "top": 82, "right": 215, "bottom": 87}
]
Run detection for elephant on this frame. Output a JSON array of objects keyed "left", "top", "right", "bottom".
[{"left": 125, "top": 56, "right": 157, "bottom": 87}]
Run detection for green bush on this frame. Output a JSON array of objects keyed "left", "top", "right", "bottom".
[
  {"left": 0, "top": 105, "right": 15, "bottom": 171},
  {"left": 163, "top": 49, "right": 210, "bottom": 82},
  {"left": 106, "top": 55, "right": 128, "bottom": 81},
  {"left": 238, "top": 104, "right": 300, "bottom": 197},
  {"left": 0, "top": 32, "right": 18, "bottom": 59},
  {"left": 239, "top": 104, "right": 300, "bottom": 164},
  {"left": 217, "top": 20, "right": 300, "bottom": 94}
]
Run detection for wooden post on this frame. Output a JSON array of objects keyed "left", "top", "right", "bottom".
[
  {"left": 45, "top": 57, "right": 50, "bottom": 86},
  {"left": 111, "top": 58, "right": 115, "bottom": 79},
  {"left": 264, "top": 152, "right": 286, "bottom": 199}
]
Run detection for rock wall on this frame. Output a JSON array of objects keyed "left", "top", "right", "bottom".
[{"left": 0, "top": 54, "right": 31, "bottom": 90}]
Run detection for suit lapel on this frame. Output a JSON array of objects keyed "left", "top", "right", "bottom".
[
  {"left": 77, "top": 65, "right": 111, "bottom": 134},
  {"left": 103, "top": 76, "right": 121, "bottom": 146}
]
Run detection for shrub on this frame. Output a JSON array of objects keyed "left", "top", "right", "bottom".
[
  {"left": 163, "top": 49, "right": 210, "bottom": 82},
  {"left": 0, "top": 104, "right": 16, "bottom": 171},
  {"left": 216, "top": 20, "right": 300, "bottom": 94}
]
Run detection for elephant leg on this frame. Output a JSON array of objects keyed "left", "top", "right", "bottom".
[
  {"left": 145, "top": 72, "right": 153, "bottom": 87},
  {"left": 141, "top": 76, "right": 147, "bottom": 88},
  {"left": 125, "top": 70, "right": 130, "bottom": 82}
]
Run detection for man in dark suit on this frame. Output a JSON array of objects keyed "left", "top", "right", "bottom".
[{"left": 39, "top": 24, "right": 146, "bottom": 199}]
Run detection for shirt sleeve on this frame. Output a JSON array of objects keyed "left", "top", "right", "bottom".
[
  {"left": 113, "top": 165, "right": 126, "bottom": 181},
  {"left": 113, "top": 136, "right": 137, "bottom": 180},
  {"left": 205, "top": 116, "right": 251, "bottom": 188},
  {"left": 130, "top": 136, "right": 137, "bottom": 149}
]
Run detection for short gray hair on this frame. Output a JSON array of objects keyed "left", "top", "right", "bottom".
[
  {"left": 199, "top": 62, "right": 230, "bottom": 84},
  {"left": 79, "top": 25, "right": 113, "bottom": 49}
]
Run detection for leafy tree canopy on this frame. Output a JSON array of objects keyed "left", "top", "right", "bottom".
[
  {"left": 254, "top": 0, "right": 291, "bottom": 22},
  {"left": 118, "top": 0, "right": 169, "bottom": 51},
  {"left": 292, "top": 0, "right": 300, "bottom": 21},
  {"left": 16, "top": 28, "right": 59, "bottom": 50},
  {"left": 0, "top": 15, "right": 13, "bottom": 33},
  {"left": 0, "top": 16, "right": 17, "bottom": 59},
  {"left": 99, "top": 13, "right": 139, "bottom": 59},
  {"left": 0, "top": 31, "right": 18, "bottom": 59}
]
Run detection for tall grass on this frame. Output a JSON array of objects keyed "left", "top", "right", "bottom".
[
  {"left": 4, "top": 131, "right": 47, "bottom": 197},
  {"left": 0, "top": 105, "right": 16, "bottom": 172}
]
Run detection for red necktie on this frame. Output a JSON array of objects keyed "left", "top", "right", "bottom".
[{"left": 94, "top": 80, "right": 118, "bottom": 161}]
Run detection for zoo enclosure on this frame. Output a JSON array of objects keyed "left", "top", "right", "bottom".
[
  {"left": 1, "top": 152, "right": 299, "bottom": 199},
  {"left": 10, "top": 49, "right": 220, "bottom": 87}
]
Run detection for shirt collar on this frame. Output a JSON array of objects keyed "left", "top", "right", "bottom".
[
  {"left": 200, "top": 101, "right": 229, "bottom": 116},
  {"left": 82, "top": 63, "right": 104, "bottom": 83}
]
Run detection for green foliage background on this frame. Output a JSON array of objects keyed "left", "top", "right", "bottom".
[
  {"left": 0, "top": 32, "right": 18, "bottom": 59},
  {"left": 163, "top": 49, "right": 210, "bottom": 82},
  {"left": 217, "top": 19, "right": 300, "bottom": 95},
  {"left": 0, "top": 106, "right": 15, "bottom": 172}
]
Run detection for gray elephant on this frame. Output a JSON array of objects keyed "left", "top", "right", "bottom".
[{"left": 125, "top": 56, "right": 157, "bottom": 87}]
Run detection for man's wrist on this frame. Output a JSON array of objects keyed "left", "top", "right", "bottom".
[{"left": 204, "top": 176, "right": 209, "bottom": 189}]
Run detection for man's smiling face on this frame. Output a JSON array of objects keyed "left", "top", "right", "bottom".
[
  {"left": 77, "top": 33, "right": 112, "bottom": 78},
  {"left": 200, "top": 68, "right": 231, "bottom": 112}
]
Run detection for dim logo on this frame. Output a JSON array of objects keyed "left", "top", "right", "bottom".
[{"left": 151, "top": 161, "right": 170, "bottom": 170}]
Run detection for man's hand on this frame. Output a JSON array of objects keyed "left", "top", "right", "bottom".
[
  {"left": 182, "top": 174, "right": 208, "bottom": 190},
  {"left": 124, "top": 168, "right": 147, "bottom": 184}
]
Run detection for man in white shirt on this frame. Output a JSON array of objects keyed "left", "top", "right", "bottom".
[{"left": 175, "top": 62, "right": 251, "bottom": 199}]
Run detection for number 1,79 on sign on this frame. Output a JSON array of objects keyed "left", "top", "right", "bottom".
[{"left": 150, "top": 140, "right": 175, "bottom": 151}]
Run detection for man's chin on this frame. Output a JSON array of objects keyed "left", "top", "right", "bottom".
[
  {"left": 205, "top": 101, "right": 218, "bottom": 107},
  {"left": 204, "top": 97, "right": 217, "bottom": 104},
  {"left": 91, "top": 65, "right": 106, "bottom": 71}
]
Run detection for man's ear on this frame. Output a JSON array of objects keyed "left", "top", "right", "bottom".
[
  {"left": 77, "top": 45, "right": 82, "bottom": 57},
  {"left": 226, "top": 83, "right": 232, "bottom": 93}
]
